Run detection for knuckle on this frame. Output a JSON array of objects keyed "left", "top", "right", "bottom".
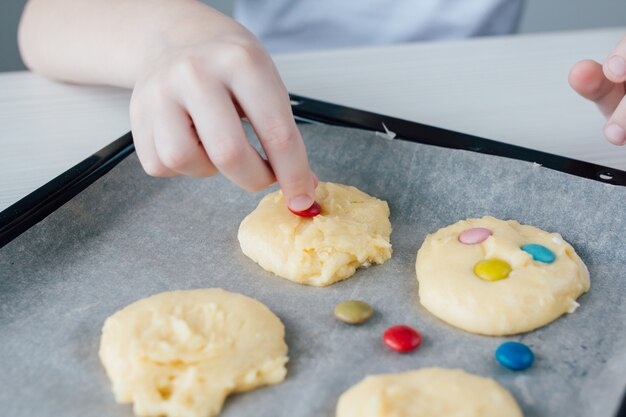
[
  {"left": 159, "top": 147, "right": 193, "bottom": 170},
  {"left": 138, "top": 66, "right": 178, "bottom": 104},
  {"left": 172, "top": 53, "right": 203, "bottom": 80},
  {"left": 141, "top": 80, "right": 172, "bottom": 109},
  {"left": 210, "top": 144, "right": 245, "bottom": 169},
  {"left": 169, "top": 53, "right": 210, "bottom": 92},
  {"left": 262, "top": 123, "right": 296, "bottom": 151},
  {"left": 219, "top": 40, "right": 261, "bottom": 69}
]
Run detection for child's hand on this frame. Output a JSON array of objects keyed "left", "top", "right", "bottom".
[
  {"left": 130, "top": 22, "right": 317, "bottom": 210},
  {"left": 19, "top": 1, "right": 317, "bottom": 210},
  {"left": 569, "top": 35, "right": 626, "bottom": 146}
]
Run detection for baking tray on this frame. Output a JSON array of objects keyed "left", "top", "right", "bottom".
[{"left": 1, "top": 95, "right": 625, "bottom": 417}]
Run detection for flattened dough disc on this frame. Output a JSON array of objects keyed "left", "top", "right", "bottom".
[
  {"left": 415, "top": 216, "right": 589, "bottom": 335},
  {"left": 99, "top": 289, "right": 288, "bottom": 417}
]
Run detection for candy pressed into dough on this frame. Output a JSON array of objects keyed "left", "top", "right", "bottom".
[
  {"left": 415, "top": 216, "right": 590, "bottom": 336},
  {"left": 336, "top": 367, "right": 523, "bottom": 417},
  {"left": 238, "top": 182, "right": 392, "bottom": 287},
  {"left": 99, "top": 289, "right": 288, "bottom": 417}
]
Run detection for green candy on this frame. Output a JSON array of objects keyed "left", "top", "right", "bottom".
[{"left": 334, "top": 300, "right": 374, "bottom": 324}]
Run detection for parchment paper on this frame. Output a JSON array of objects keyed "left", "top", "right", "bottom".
[{"left": 1, "top": 123, "right": 625, "bottom": 417}]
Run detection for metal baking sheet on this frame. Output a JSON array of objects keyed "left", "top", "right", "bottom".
[{"left": 1, "top": 123, "right": 625, "bottom": 417}]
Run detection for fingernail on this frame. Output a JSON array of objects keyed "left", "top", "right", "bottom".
[
  {"left": 289, "top": 194, "right": 314, "bottom": 211},
  {"left": 607, "top": 55, "right": 626, "bottom": 78},
  {"left": 605, "top": 124, "right": 626, "bottom": 145}
]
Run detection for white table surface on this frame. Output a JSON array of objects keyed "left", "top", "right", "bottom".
[{"left": 1, "top": 27, "right": 625, "bottom": 211}]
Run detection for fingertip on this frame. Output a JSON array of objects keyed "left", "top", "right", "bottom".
[
  {"left": 604, "top": 123, "right": 626, "bottom": 146},
  {"left": 568, "top": 60, "right": 594, "bottom": 86},
  {"left": 131, "top": 128, "right": 179, "bottom": 178},
  {"left": 603, "top": 55, "right": 626, "bottom": 83},
  {"left": 568, "top": 60, "right": 605, "bottom": 99},
  {"left": 281, "top": 171, "right": 317, "bottom": 210},
  {"left": 287, "top": 194, "right": 315, "bottom": 211},
  {"left": 141, "top": 160, "right": 180, "bottom": 177}
]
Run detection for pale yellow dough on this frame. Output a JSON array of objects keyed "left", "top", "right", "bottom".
[
  {"left": 238, "top": 182, "right": 392, "bottom": 287},
  {"left": 415, "top": 216, "right": 590, "bottom": 336},
  {"left": 336, "top": 368, "right": 523, "bottom": 417},
  {"left": 99, "top": 289, "right": 288, "bottom": 417}
]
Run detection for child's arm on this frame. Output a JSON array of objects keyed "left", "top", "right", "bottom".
[
  {"left": 19, "top": 0, "right": 317, "bottom": 211},
  {"left": 570, "top": 35, "right": 626, "bottom": 146}
]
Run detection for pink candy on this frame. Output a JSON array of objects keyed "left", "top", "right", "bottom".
[{"left": 458, "top": 227, "right": 492, "bottom": 245}]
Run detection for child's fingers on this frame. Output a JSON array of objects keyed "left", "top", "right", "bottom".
[
  {"left": 153, "top": 101, "right": 218, "bottom": 177},
  {"left": 130, "top": 96, "right": 178, "bottom": 177},
  {"left": 233, "top": 63, "right": 316, "bottom": 211},
  {"left": 605, "top": 96, "right": 626, "bottom": 145},
  {"left": 184, "top": 82, "right": 276, "bottom": 192},
  {"left": 569, "top": 59, "right": 625, "bottom": 119},
  {"left": 603, "top": 35, "right": 626, "bottom": 83}
]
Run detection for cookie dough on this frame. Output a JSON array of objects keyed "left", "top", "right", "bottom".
[
  {"left": 336, "top": 368, "right": 523, "bottom": 417},
  {"left": 415, "top": 216, "right": 590, "bottom": 336},
  {"left": 238, "top": 182, "right": 392, "bottom": 287},
  {"left": 99, "top": 289, "right": 288, "bottom": 417}
]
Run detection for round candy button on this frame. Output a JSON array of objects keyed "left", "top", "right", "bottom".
[
  {"left": 334, "top": 300, "right": 373, "bottom": 324},
  {"left": 383, "top": 325, "right": 422, "bottom": 352},
  {"left": 495, "top": 341, "right": 534, "bottom": 370},
  {"left": 458, "top": 228, "right": 493, "bottom": 245},
  {"left": 474, "top": 259, "right": 511, "bottom": 281},
  {"left": 521, "top": 244, "right": 555, "bottom": 263},
  {"left": 289, "top": 201, "right": 321, "bottom": 217}
]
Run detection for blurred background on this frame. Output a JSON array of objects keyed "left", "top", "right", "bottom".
[{"left": 1, "top": 0, "right": 625, "bottom": 72}]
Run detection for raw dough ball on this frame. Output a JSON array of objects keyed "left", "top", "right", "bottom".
[
  {"left": 415, "top": 216, "right": 590, "bottom": 336},
  {"left": 238, "top": 182, "right": 392, "bottom": 287},
  {"left": 336, "top": 368, "right": 523, "bottom": 417},
  {"left": 99, "top": 289, "right": 288, "bottom": 417}
]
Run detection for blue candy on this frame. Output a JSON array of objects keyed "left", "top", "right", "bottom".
[
  {"left": 496, "top": 341, "right": 534, "bottom": 371},
  {"left": 521, "top": 244, "right": 555, "bottom": 263}
]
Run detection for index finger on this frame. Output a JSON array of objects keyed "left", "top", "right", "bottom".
[{"left": 231, "top": 58, "right": 316, "bottom": 211}]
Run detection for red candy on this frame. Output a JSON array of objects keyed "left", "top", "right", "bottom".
[
  {"left": 383, "top": 325, "right": 422, "bottom": 353},
  {"left": 289, "top": 201, "right": 322, "bottom": 217}
]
